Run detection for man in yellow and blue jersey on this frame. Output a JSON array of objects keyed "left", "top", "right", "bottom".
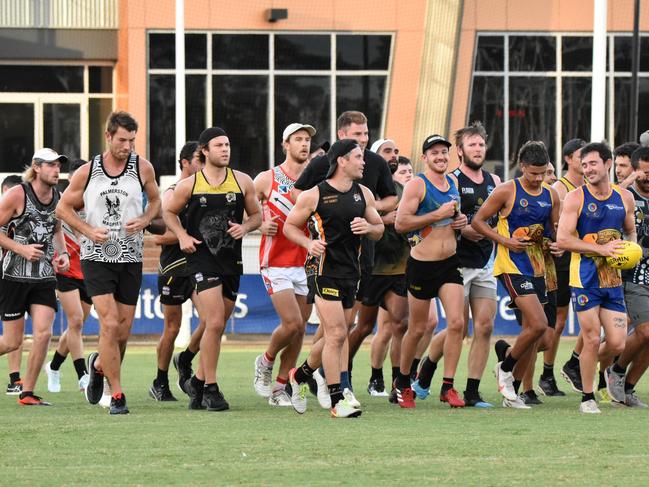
[{"left": 557, "top": 142, "right": 636, "bottom": 414}]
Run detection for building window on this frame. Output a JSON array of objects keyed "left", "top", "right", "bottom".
[
  {"left": 147, "top": 31, "right": 393, "bottom": 177},
  {"left": 468, "top": 33, "right": 648, "bottom": 179}
]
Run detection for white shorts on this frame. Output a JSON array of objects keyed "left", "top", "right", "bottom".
[
  {"left": 463, "top": 266, "right": 497, "bottom": 300},
  {"left": 260, "top": 267, "right": 308, "bottom": 296}
]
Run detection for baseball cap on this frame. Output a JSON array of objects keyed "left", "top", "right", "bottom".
[
  {"left": 326, "top": 139, "right": 360, "bottom": 178},
  {"left": 422, "top": 134, "right": 451, "bottom": 154},
  {"left": 282, "top": 123, "right": 316, "bottom": 141},
  {"left": 32, "top": 148, "right": 68, "bottom": 164},
  {"left": 198, "top": 127, "right": 227, "bottom": 146},
  {"left": 310, "top": 139, "right": 330, "bottom": 154},
  {"left": 370, "top": 138, "right": 395, "bottom": 153},
  {"left": 640, "top": 130, "right": 649, "bottom": 147},
  {"left": 562, "top": 138, "right": 586, "bottom": 157}
]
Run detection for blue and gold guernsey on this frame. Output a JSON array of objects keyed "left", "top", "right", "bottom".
[
  {"left": 570, "top": 184, "right": 627, "bottom": 289},
  {"left": 184, "top": 168, "right": 244, "bottom": 277},
  {"left": 407, "top": 173, "right": 460, "bottom": 248},
  {"left": 494, "top": 179, "right": 553, "bottom": 277}
]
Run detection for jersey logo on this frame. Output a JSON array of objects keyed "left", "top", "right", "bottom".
[
  {"left": 278, "top": 184, "right": 289, "bottom": 194},
  {"left": 354, "top": 193, "right": 362, "bottom": 202},
  {"left": 199, "top": 196, "right": 207, "bottom": 206},
  {"left": 576, "top": 294, "right": 589, "bottom": 306},
  {"left": 519, "top": 199, "right": 528, "bottom": 208},
  {"left": 487, "top": 185, "right": 495, "bottom": 194},
  {"left": 605, "top": 204, "right": 624, "bottom": 211},
  {"left": 536, "top": 201, "right": 551, "bottom": 208},
  {"left": 226, "top": 192, "right": 236, "bottom": 204},
  {"left": 587, "top": 202, "right": 597, "bottom": 213},
  {"left": 321, "top": 287, "right": 339, "bottom": 297},
  {"left": 461, "top": 187, "right": 474, "bottom": 194},
  {"left": 104, "top": 195, "right": 121, "bottom": 223}
]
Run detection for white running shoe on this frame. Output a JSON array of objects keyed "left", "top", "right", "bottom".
[
  {"left": 44, "top": 361, "right": 61, "bottom": 393},
  {"left": 78, "top": 374, "right": 90, "bottom": 391},
  {"left": 313, "top": 369, "right": 331, "bottom": 409},
  {"left": 98, "top": 379, "right": 112, "bottom": 408},
  {"left": 288, "top": 368, "right": 308, "bottom": 414},
  {"left": 268, "top": 389, "right": 292, "bottom": 407},
  {"left": 494, "top": 362, "right": 517, "bottom": 400},
  {"left": 330, "top": 398, "right": 362, "bottom": 418},
  {"left": 343, "top": 388, "right": 361, "bottom": 409},
  {"left": 254, "top": 354, "right": 273, "bottom": 398},
  {"left": 579, "top": 399, "right": 601, "bottom": 414},
  {"left": 502, "top": 396, "right": 531, "bottom": 409}
]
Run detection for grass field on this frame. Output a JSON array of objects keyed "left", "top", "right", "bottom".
[{"left": 1, "top": 339, "right": 649, "bottom": 486}]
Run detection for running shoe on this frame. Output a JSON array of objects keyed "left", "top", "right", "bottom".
[
  {"left": 388, "top": 387, "right": 398, "bottom": 404},
  {"left": 6, "top": 380, "right": 22, "bottom": 395},
  {"left": 109, "top": 393, "right": 129, "bottom": 415},
  {"left": 85, "top": 352, "right": 104, "bottom": 405},
  {"left": 172, "top": 353, "right": 193, "bottom": 395},
  {"left": 502, "top": 396, "right": 531, "bottom": 409},
  {"left": 44, "top": 361, "right": 61, "bottom": 393},
  {"left": 343, "top": 388, "right": 361, "bottom": 408},
  {"left": 520, "top": 390, "right": 543, "bottom": 405},
  {"left": 494, "top": 362, "right": 517, "bottom": 401},
  {"left": 561, "top": 361, "right": 583, "bottom": 393},
  {"left": 202, "top": 385, "right": 229, "bottom": 411},
  {"left": 625, "top": 391, "right": 649, "bottom": 408},
  {"left": 149, "top": 381, "right": 177, "bottom": 401},
  {"left": 330, "top": 398, "right": 362, "bottom": 418},
  {"left": 367, "top": 378, "right": 388, "bottom": 397},
  {"left": 268, "top": 389, "right": 292, "bottom": 407},
  {"left": 184, "top": 377, "right": 206, "bottom": 410},
  {"left": 579, "top": 399, "right": 601, "bottom": 414},
  {"left": 395, "top": 385, "right": 416, "bottom": 409},
  {"left": 604, "top": 365, "right": 626, "bottom": 403},
  {"left": 537, "top": 376, "right": 565, "bottom": 396},
  {"left": 313, "top": 368, "right": 331, "bottom": 409},
  {"left": 288, "top": 368, "right": 308, "bottom": 414},
  {"left": 440, "top": 388, "right": 466, "bottom": 408},
  {"left": 78, "top": 374, "right": 90, "bottom": 391},
  {"left": 253, "top": 354, "right": 273, "bottom": 398},
  {"left": 18, "top": 393, "right": 51, "bottom": 406},
  {"left": 463, "top": 391, "right": 493, "bottom": 408},
  {"left": 411, "top": 379, "right": 430, "bottom": 400}
]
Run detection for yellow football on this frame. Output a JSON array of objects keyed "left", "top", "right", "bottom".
[{"left": 606, "top": 241, "right": 643, "bottom": 270}]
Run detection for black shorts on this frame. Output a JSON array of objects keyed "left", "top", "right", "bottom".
[
  {"left": 80, "top": 261, "right": 143, "bottom": 306},
  {"left": 556, "top": 269, "right": 571, "bottom": 307},
  {"left": 56, "top": 274, "right": 92, "bottom": 305},
  {"left": 514, "top": 289, "right": 557, "bottom": 329},
  {"left": 499, "top": 273, "right": 548, "bottom": 309},
  {"left": 0, "top": 279, "right": 57, "bottom": 321},
  {"left": 406, "top": 255, "right": 463, "bottom": 300},
  {"left": 355, "top": 270, "right": 373, "bottom": 302},
  {"left": 362, "top": 274, "right": 407, "bottom": 308},
  {"left": 192, "top": 272, "right": 240, "bottom": 302},
  {"left": 158, "top": 274, "right": 194, "bottom": 306},
  {"left": 307, "top": 275, "right": 359, "bottom": 309}
]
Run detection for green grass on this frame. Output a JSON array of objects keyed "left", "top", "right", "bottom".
[{"left": 1, "top": 340, "right": 648, "bottom": 486}]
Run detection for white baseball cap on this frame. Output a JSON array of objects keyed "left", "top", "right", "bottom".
[
  {"left": 640, "top": 130, "right": 649, "bottom": 147},
  {"left": 32, "top": 148, "right": 68, "bottom": 164},
  {"left": 282, "top": 123, "right": 316, "bottom": 141},
  {"left": 370, "top": 138, "right": 395, "bottom": 153}
]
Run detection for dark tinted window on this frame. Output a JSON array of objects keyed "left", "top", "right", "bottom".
[
  {"left": 0, "top": 103, "right": 34, "bottom": 171},
  {"left": 275, "top": 35, "right": 330, "bottom": 70},
  {"left": 149, "top": 33, "right": 174, "bottom": 69},
  {"left": 562, "top": 77, "right": 591, "bottom": 145},
  {"left": 336, "top": 35, "right": 391, "bottom": 70},
  {"left": 468, "top": 76, "right": 505, "bottom": 175},
  {"left": 89, "top": 98, "right": 112, "bottom": 157},
  {"left": 89, "top": 66, "right": 113, "bottom": 93},
  {"left": 562, "top": 37, "right": 592, "bottom": 71},
  {"left": 614, "top": 36, "right": 649, "bottom": 72},
  {"left": 212, "top": 34, "right": 268, "bottom": 69},
  {"left": 186, "top": 75, "right": 206, "bottom": 141},
  {"left": 614, "top": 77, "right": 649, "bottom": 143},
  {"left": 336, "top": 76, "right": 387, "bottom": 142},
  {"left": 475, "top": 36, "right": 504, "bottom": 71},
  {"left": 186, "top": 34, "right": 207, "bottom": 69},
  {"left": 509, "top": 36, "right": 556, "bottom": 71},
  {"left": 44, "top": 104, "right": 80, "bottom": 161},
  {"left": 0, "top": 65, "right": 83, "bottom": 92},
  {"left": 149, "top": 75, "right": 176, "bottom": 175}
]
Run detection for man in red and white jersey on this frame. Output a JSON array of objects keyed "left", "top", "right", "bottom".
[{"left": 253, "top": 123, "right": 314, "bottom": 406}]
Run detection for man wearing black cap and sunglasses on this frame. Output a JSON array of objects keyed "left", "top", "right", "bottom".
[
  {"left": 163, "top": 126, "right": 261, "bottom": 412},
  {"left": 284, "top": 139, "right": 384, "bottom": 418}
]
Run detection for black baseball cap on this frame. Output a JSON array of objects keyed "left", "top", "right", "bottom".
[
  {"left": 422, "top": 134, "right": 452, "bottom": 153},
  {"left": 562, "top": 138, "right": 586, "bottom": 158},
  {"left": 326, "top": 139, "right": 359, "bottom": 178},
  {"left": 310, "top": 139, "right": 331, "bottom": 154},
  {"left": 198, "top": 127, "right": 227, "bottom": 146}
]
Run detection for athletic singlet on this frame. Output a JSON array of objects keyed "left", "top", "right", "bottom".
[
  {"left": 185, "top": 168, "right": 244, "bottom": 276},
  {"left": 407, "top": 173, "right": 460, "bottom": 248},
  {"left": 158, "top": 184, "right": 189, "bottom": 277},
  {"left": 624, "top": 185, "right": 649, "bottom": 285},
  {"left": 453, "top": 168, "right": 497, "bottom": 268},
  {"left": 58, "top": 214, "right": 84, "bottom": 280},
  {"left": 81, "top": 152, "right": 144, "bottom": 263},
  {"left": 259, "top": 166, "right": 308, "bottom": 268},
  {"left": 3, "top": 183, "right": 59, "bottom": 282},
  {"left": 494, "top": 179, "right": 553, "bottom": 277},
  {"left": 305, "top": 181, "right": 367, "bottom": 279},
  {"left": 557, "top": 176, "right": 578, "bottom": 193},
  {"left": 570, "top": 185, "right": 627, "bottom": 288},
  {"left": 554, "top": 176, "right": 581, "bottom": 272}
]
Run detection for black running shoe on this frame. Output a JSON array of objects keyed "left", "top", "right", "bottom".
[
  {"left": 306, "top": 377, "right": 318, "bottom": 397},
  {"left": 463, "top": 391, "right": 494, "bottom": 408},
  {"left": 520, "top": 390, "right": 543, "bottom": 405},
  {"left": 172, "top": 353, "right": 193, "bottom": 395},
  {"left": 109, "top": 393, "right": 130, "bottom": 415},
  {"left": 202, "top": 384, "right": 229, "bottom": 411},
  {"left": 184, "top": 377, "right": 206, "bottom": 410},
  {"left": 6, "top": 380, "right": 22, "bottom": 395},
  {"left": 388, "top": 387, "right": 398, "bottom": 404},
  {"left": 561, "top": 361, "right": 583, "bottom": 393},
  {"left": 149, "top": 380, "right": 178, "bottom": 402},
  {"left": 537, "top": 376, "right": 566, "bottom": 396},
  {"left": 85, "top": 352, "right": 104, "bottom": 405},
  {"left": 367, "top": 378, "right": 388, "bottom": 397}
]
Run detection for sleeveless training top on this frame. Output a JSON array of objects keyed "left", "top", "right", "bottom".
[
  {"left": 259, "top": 166, "right": 308, "bottom": 268},
  {"left": 3, "top": 183, "right": 59, "bottom": 282},
  {"left": 407, "top": 173, "right": 460, "bottom": 248},
  {"left": 81, "top": 153, "right": 144, "bottom": 263},
  {"left": 570, "top": 184, "right": 627, "bottom": 289},
  {"left": 373, "top": 181, "right": 410, "bottom": 276},
  {"left": 494, "top": 179, "right": 553, "bottom": 277},
  {"left": 305, "top": 181, "right": 367, "bottom": 279},
  {"left": 624, "top": 185, "right": 649, "bottom": 285},
  {"left": 554, "top": 176, "right": 580, "bottom": 273},
  {"left": 184, "top": 168, "right": 244, "bottom": 276},
  {"left": 453, "top": 168, "right": 497, "bottom": 268},
  {"left": 158, "top": 184, "right": 189, "bottom": 277},
  {"left": 58, "top": 213, "right": 84, "bottom": 280}
]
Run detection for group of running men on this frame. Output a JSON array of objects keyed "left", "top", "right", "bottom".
[{"left": 2, "top": 108, "right": 649, "bottom": 416}]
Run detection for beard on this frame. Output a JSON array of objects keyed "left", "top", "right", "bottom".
[{"left": 463, "top": 157, "right": 483, "bottom": 171}]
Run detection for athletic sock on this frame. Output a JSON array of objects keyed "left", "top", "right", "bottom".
[
  {"left": 9, "top": 372, "right": 20, "bottom": 384},
  {"left": 179, "top": 348, "right": 196, "bottom": 366},
  {"left": 294, "top": 360, "right": 316, "bottom": 384},
  {"left": 73, "top": 359, "right": 87, "bottom": 379},
  {"left": 501, "top": 353, "right": 517, "bottom": 373},
  {"left": 328, "top": 383, "right": 344, "bottom": 408},
  {"left": 204, "top": 382, "right": 219, "bottom": 393},
  {"left": 396, "top": 372, "right": 411, "bottom": 390},
  {"left": 156, "top": 368, "right": 169, "bottom": 386},
  {"left": 566, "top": 351, "right": 580, "bottom": 368},
  {"left": 19, "top": 391, "right": 34, "bottom": 399},
  {"left": 441, "top": 377, "right": 454, "bottom": 394},
  {"left": 465, "top": 378, "right": 480, "bottom": 395},
  {"left": 495, "top": 340, "right": 510, "bottom": 362},
  {"left": 410, "top": 358, "right": 421, "bottom": 379},
  {"left": 625, "top": 381, "right": 636, "bottom": 394},
  {"left": 272, "top": 376, "right": 287, "bottom": 394},
  {"left": 50, "top": 351, "right": 66, "bottom": 371},
  {"left": 391, "top": 366, "right": 400, "bottom": 384},
  {"left": 416, "top": 357, "right": 437, "bottom": 389},
  {"left": 612, "top": 363, "right": 627, "bottom": 375},
  {"left": 597, "top": 371, "right": 606, "bottom": 390},
  {"left": 190, "top": 375, "right": 205, "bottom": 391},
  {"left": 261, "top": 352, "right": 275, "bottom": 367},
  {"left": 582, "top": 391, "right": 595, "bottom": 402},
  {"left": 513, "top": 380, "right": 521, "bottom": 394},
  {"left": 541, "top": 363, "right": 554, "bottom": 380},
  {"left": 341, "top": 371, "right": 351, "bottom": 391},
  {"left": 370, "top": 367, "right": 383, "bottom": 381}
]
